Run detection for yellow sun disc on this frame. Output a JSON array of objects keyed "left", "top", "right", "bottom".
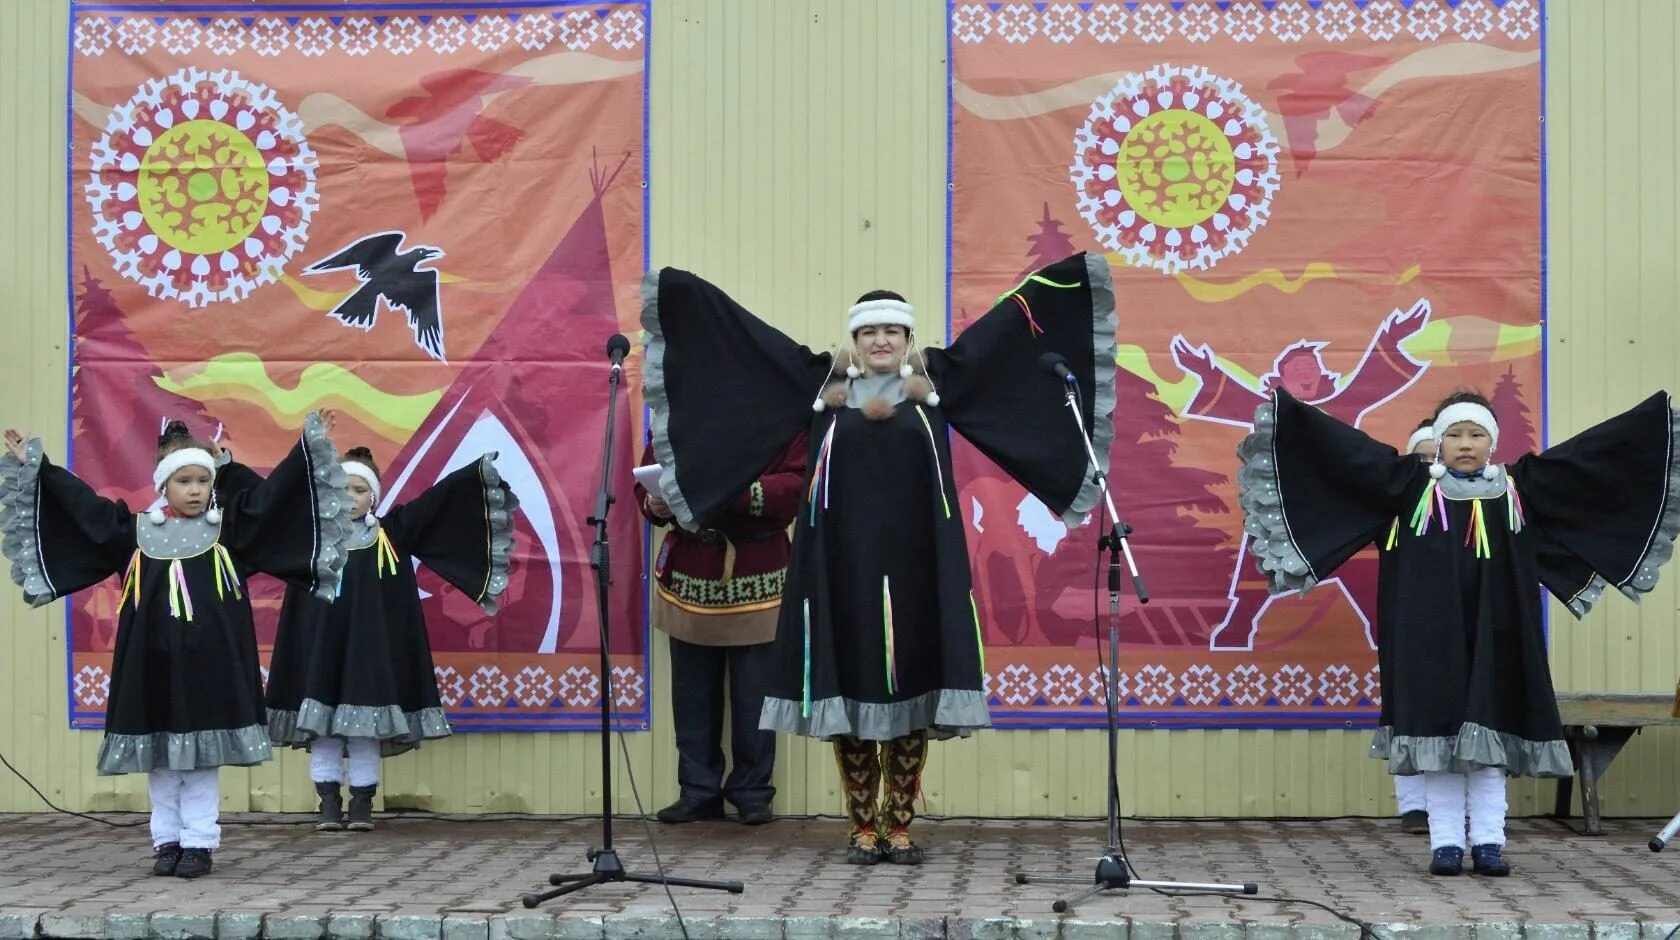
[
  {"left": 137, "top": 119, "right": 271, "bottom": 255},
  {"left": 1115, "top": 109, "right": 1235, "bottom": 230}
]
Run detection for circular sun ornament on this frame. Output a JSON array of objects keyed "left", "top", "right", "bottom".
[
  {"left": 86, "top": 67, "right": 318, "bottom": 308},
  {"left": 1070, "top": 64, "right": 1280, "bottom": 275}
]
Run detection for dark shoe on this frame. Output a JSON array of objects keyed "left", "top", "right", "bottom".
[
  {"left": 346, "top": 785, "right": 377, "bottom": 832},
  {"left": 883, "top": 830, "right": 923, "bottom": 866},
  {"left": 151, "top": 842, "right": 181, "bottom": 876},
  {"left": 845, "top": 835, "right": 883, "bottom": 865},
  {"left": 1399, "top": 810, "right": 1429, "bottom": 834},
  {"left": 1471, "top": 843, "right": 1511, "bottom": 876},
  {"left": 175, "top": 848, "right": 213, "bottom": 879},
  {"left": 735, "top": 803, "right": 774, "bottom": 826},
  {"left": 314, "top": 781, "right": 345, "bottom": 832},
  {"left": 1428, "top": 846, "right": 1464, "bottom": 876},
  {"left": 655, "top": 797, "right": 724, "bottom": 824}
]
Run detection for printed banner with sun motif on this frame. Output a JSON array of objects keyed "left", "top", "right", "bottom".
[
  {"left": 949, "top": 0, "right": 1543, "bottom": 728},
  {"left": 68, "top": 1, "right": 650, "bottom": 731}
]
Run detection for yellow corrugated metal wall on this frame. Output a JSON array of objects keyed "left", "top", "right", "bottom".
[{"left": 0, "top": 0, "right": 1674, "bottom": 817}]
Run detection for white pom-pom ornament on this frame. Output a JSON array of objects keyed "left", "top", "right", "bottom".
[
  {"left": 148, "top": 507, "right": 167, "bottom": 525},
  {"left": 899, "top": 362, "right": 913, "bottom": 379},
  {"left": 1428, "top": 461, "right": 1447, "bottom": 480},
  {"left": 205, "top": 507, "right": 222, "bottom": 525},
  {"left": 845, "top": 365, "right": 862, "bottom": 379}
]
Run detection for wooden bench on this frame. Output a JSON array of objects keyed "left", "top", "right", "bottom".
[{"left": 1551, "top": 691, "right": 1680, "bottom": 835}]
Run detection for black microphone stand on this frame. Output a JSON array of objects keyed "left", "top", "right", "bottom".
[
  {"left": 522, "top": 337, "right": 744, "bottom": 907},
  {"left": 1014, "top": 374, "right": 1258, "bottom": 912}
]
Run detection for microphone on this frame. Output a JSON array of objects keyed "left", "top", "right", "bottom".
[
  {"left": 1038, "top": 351, "right": 1076, "bottom": 385},
  {"left": 605, "top": 334, "right": 631, "bottom": 375}
]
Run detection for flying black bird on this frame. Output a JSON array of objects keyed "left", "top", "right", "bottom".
[{"left": 306, "top": 231, "right": 447, "bottom": 362}]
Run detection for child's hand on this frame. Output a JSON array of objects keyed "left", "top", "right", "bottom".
[
  {"left": 317, "top": 409, "right": 338, "bottom": 435},
  {"left": 3, "top": 429, "right": 28, "bottom": 463}
]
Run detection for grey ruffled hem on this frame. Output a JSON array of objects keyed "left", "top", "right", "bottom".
[
  {"left": 1236, "top": 401, "right": 1318, "bottom": 594},
  {"left": 759, "top": 689, "right": 991, "bottom": 741},
  {"left": 1369, "top": 722, "right": 1573, "bottom": 778},
  {"left": 0, "top": 439, "right": 57, "bottom": 607},
  {"left": 96, "top": 724, "right": 273, "bottom": 775},
  {"left": 1063, "top": 253, "right": 1119, "bottom": 527},
  {"left": 268, "top": 700, "right": 451, "bottom": 757},
  {"left": 1615, "top": 398, "right": 1680, "bottom": 601},
  {"left": 302, "top": 412, "right": 354, "bottom": 603},
  {"left": 477, "top": 454, "right": 520, "bottom": 615},
  {"left": 641, "top": 269, "right": 699, "bottom": 532},
  {"left": 1565, "top": 573, "right": 1611, "bottom": 619}
]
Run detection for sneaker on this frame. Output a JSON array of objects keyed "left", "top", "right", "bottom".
[
  {"left": 845, "top": 834, "right": 883, "bottom": 865},
  {"left": 735, "top": 803, "right": 774, "bottom": 826},
  {"left": 1399, "top": 810, "right": 1429, "bottom": 834},
  {"left": 655, "top": 796, "right": 725, "bottom": 824},
  {"left": 1428, "top": 846, "right": 1464, "bottom": 876},
  {"left": 175, "top": 848, "right": 213, "bottom": 879},
  {"left": 1470, "top": 843, "right": 1511, "bottom": 876},
  {"left": 151, "top": 842, "right": 181, "bottom": 877}
]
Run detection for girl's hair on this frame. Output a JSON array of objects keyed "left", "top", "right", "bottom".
[
  {"left": 1433, "top": 390, "right": 1496, "bottom": 421},
  {"left": 155, "top": 420, "right": 214, "bottom": 463},
  {"left": 344, "top": 446, "right": 381, "bottom": 482},
  {"left": 1414, "top": 418, "right": 1434, "bottom": 431},
  {"left": 855, "top": 289, "right": 906, "bottom": 305}
]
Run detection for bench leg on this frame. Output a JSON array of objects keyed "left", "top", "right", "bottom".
[{"left": 1574, "top": 728, "right": 1637, "bottom": 837}]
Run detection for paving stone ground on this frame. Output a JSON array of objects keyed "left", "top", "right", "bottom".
[{"left": 1, "top": 813, "right": 1676, "bottom": 938}]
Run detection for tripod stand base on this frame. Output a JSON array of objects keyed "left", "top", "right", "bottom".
[
  {"left": 1015, "top": 855, "right": 1258, "bottom": 914},
  {"left": 521, "top": 848, "right": 744, "bottom": 908}
]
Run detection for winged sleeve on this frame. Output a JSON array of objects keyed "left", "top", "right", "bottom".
[
  {"left": 641, "top": 267, "right": 832, "bottom": 530},
  {"left": 381, "top": 454, "right": 519, "bottom": 614},
  {"left": 219, "top": 413, "right": 355, "bottom": 601},
  {"left": 0, "top": 441, "right": 137, "bottom": 607},
  {"left": 924, "top": 252, "right": 1117, "bottom": 526},
  {"left": 1510, "top": 391, "right": 1680, "bottom": 606},
  {"left": 1238, "top": 389, "right": 1421, "bottom": 593}
]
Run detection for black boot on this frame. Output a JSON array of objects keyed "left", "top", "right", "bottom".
[
  {"left": 175, "top": 848, "right": 213, "bottom": 879},
  {"left": 655, "top": 796, "right": 725, "bottom": 824},
  {"left": 151, "top": 842, "right": 181, "bottom": 876},
  {"left": 314, "top": 781, "right": 345, "bottom": 832},
  {"left": 347, "top": 785, "right": 377, "bottom": 832}
]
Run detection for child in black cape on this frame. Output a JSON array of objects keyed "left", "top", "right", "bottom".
[
  {"left": 264, "top": 445, "right": 517, "bottom": 831},
  {"left": 0, "top": 414, "right": 353, "bottom": 878},
  {"left": 1239, "top": 388, "right": 1679, "bottom": 875}
]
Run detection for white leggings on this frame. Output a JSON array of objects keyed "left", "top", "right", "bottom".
[
  {"left": 148, "top": 768, "right": 221, "bottom": 850},
  {"left": 1394, "top": 773, "right": 1427, "bottom": 814},
  {"left": 309, "top": 736, "right": 381, "bottom": 787},
  {"left": 1424, "top": 768, "right": 1507, "bottom": 850}
]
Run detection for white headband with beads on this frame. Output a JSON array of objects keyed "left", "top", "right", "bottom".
[
  {"left": 847, "top": 300, "right": 915, "bottom": 334},
  {"left": 1429, "top": 402, "right": 1501, "bottom": 480},
  {"left": 153, "top": 449, "right": 216, "bottom": 493},
  {"left": 341, "top": 461, "right": 382, "bottom": 504}
]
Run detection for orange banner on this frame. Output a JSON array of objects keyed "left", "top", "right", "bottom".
[
  {"left": 68, "top": 2, "right": 650, "bottom": 731},
  {"left": 949, "top": 0, "right": 1543, "bottom": 727}
]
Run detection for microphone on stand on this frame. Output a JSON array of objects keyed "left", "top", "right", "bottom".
[
  {"left": 605, "top": 334, "right": 631, "bottom": 377},
  {"left": 1038, "top": 351, "right": 1076, "bottom": 385}
]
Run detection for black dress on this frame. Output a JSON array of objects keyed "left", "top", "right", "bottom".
[
  {"left": 642, "top": 253, "right": 1117, "bottom": 740},
  {"left": 1240, "top": 390, "right": 1679, "bottom": 777},
  {"left": 265, "top": 456, "right": 517, "bottom": 756},
  {"left": 0, "top": 414, "right": 353, "bottom": 774}
]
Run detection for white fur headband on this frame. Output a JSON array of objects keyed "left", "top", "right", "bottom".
[
  {"left": 1432, "top": 403, "right": 1499, "bottom": 452},
  {"left": 1406, "top": 427, "right": 1435, "bottom": 453},
  {"left": 847, "top": 299, "right": 915, "bottom": 334},
  {"left": 153, "top": 448, "right": 216, "bottom": 493},
  {"left": 341, "top": 461, "right": 382, "bottom": 504}
]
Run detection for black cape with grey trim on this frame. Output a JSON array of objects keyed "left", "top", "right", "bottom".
[
  {"left": 643, "top": 253, "right": 1117, "bottom": 741},
  {"left": 266, "top": 456, "right": 516, "bottom": 756},
  {"left": 1243, "top": 389, "right": 1679, "bottom": 777}
]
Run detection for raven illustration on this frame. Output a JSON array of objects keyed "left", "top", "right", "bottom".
[{"left": 306, "top": 232, "right": 446, "bottom": 362}]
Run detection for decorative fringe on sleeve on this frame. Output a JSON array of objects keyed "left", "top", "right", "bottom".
[
  {"left": 0, "top": 440, "right": 57, "bottom": 607},
  {"left": 477, "top": 453, "right": 519, "bottom": 615},
  {"left": 1236, "top": 402, "right": 1318, "bottom": 594},
  {"left": 302, "top": 413, "right": 355, "bottom": 603},
  {"left": 1615, "top": 399, "right": 1680, "bottom": 602},
  {"left": 1064, "top": 252, "right": 1119, "bottom": 526}
]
